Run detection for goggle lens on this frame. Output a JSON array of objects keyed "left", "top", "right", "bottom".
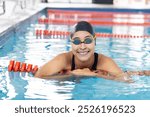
[{"left": 71, "top": 37, "right": 93, "bottom": 45}]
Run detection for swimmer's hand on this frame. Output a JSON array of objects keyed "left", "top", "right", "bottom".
[
  {"left": 71, "top": 68, "right": 97, "bottom": 77},
  {"left": 71, "top": 68, "right": 134, "bottom": 83},
  {"left": 114, "top": 73, "right": 134, "bottom": 83},
  {"left": 126, "top": 70, "right": 150, "bottom": 76},
  {"left": 96, "top": 70, "right": 134, "bottom": 83}
]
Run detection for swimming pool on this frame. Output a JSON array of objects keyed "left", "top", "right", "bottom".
[{"left": 0, "top": 8, "right": 150, "bottom": 100}]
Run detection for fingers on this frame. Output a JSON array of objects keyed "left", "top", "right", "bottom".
[
  {"left": 126, "top": 70, "right": 150, "bottom": 76},
  {"left": 143, "top": 70, "right": 150, "bottom": 76},
  {"left": 138, "top": 71, "right": 144, "bottom": 76},
  {"left": 94, "top": 69, "right": 109, "bottom": 75},
  {"left": 71, "top": 70, "right": 81, "bottom": 75},
  {"left": 71, "top": 68, "right": 97, "bottom": 76},
  {"left": 126, "top": 71, "right": 141, "bottom": 75}
]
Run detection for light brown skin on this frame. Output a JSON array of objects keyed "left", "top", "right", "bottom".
[
  {"left": 126, "top": 70, "right": 150, "bottom": 76},
  {"left": 34, "top": 31, "right": 149, "bottom": 82}
]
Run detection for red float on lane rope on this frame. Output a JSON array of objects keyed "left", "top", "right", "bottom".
[
  {"left": 26, "top": 64, "right": 33, "bottom": 72},
  {"left": 8, "top": 60, "right": 39, "bottom": 74},
  {"left": 8, "top": 60, "right": 15, "bottom": 72},
  {"left": 32, "top": 65, "right": 39, "bottom": 74},
  {"left": 35, "top": 30, "right": 150, "bottom": 39},
  {"left": 14, "top": 61, "right": 21, "bottom": 72},
  {"left": 20, "top": 63, "right": 27, "bottom": 72}
]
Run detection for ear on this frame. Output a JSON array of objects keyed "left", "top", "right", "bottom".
[
  {"left": 95, "top": 39, "right": 96, "bottom": 45},
  {"left": 94, "top": 34, "right": 96, "bottom": 45},
  {"left": 70, "top": 33, "right": 73, "bottom": 39}
]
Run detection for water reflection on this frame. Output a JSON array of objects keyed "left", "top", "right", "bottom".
[{"left": 1, "top": 10, "right": 150, "bottom": 100}]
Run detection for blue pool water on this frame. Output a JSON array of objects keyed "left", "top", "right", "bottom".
[{"left": 0, "top": 8, "right": 150, "bottom": 100}]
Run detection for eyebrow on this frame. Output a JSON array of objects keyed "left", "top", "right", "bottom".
[
  {"left": 73, "top": 35, "right": 92, "bottom": 39},
  {"left": 84, "top": 35, "right": 92, "bottom": 38}
]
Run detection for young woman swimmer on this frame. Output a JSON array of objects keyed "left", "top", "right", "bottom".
[{"left": 34, "top": 21, "right": 150, "bottom": 82}]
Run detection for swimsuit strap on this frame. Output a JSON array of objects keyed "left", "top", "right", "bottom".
[
  {"left": 71, "top": 53, "right": 98, "bottom": 71},
  {"left": 71, "top": 54, "right": 75, "bottom": 71},
  {"left": 91, "top": 53, "right": 98, "bottom": 70}
]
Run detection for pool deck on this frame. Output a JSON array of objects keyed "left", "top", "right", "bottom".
[{"left": 0, "top": 1, "right": 150, "bottom": 34}]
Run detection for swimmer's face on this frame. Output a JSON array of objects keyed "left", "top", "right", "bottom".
[{"left": 71, "top": 31, "right": 95, "bottom": 62}]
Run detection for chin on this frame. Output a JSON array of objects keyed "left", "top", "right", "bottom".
[{"left": 76, "top": 52, "right": 91, "bottom": 62}]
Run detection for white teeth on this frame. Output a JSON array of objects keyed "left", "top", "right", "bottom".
[{"left": 78, "top": 51, "right": 88, "bottom": 55}]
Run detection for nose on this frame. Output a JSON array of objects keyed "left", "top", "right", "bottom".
[{"left": 80, "top": 43, "right": 86, "bottom": 49}]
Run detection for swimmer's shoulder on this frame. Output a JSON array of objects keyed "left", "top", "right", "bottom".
[
  {"left": 97, "top": 53, "right": 123, "bottom": 74},
  {"left": 59, "top": 52, "right": 73, "bottom": 70},
  {"left": 98, "top": 54, "right": 112, "bottom": 63},
  {"left": 59, "top": 51, "right": 72, "bottom": 60},
  {"left": 97, "top": 54, "right": 114, "bottom": 68},
  {"left": 56, "top": 51, "right": 73, "bottom": 66}
]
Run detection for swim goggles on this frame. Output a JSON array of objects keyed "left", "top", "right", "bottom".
[{"left": 70, "top": 36, "right": 96, "bottom": 45}]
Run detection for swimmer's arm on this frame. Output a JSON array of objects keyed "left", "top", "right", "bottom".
[
  {"left": 39, "top": 74, "right": 73, "bottom": 79},
  {"left": 126, "top": 70, "right": 150, "bottom": 76},
  {"left": 95, "top": 72, "right": 133, "bottom": 83},
  {"left": 97, "top": 57, "right": 133, "bottom": 82},
  {"left": 70, "top": 68, "right": 133, "bottom": 83},
  {"left": 70, "top": 68, "right": 124, "bottom": 81},
  {"left": 34, "top": 53, "right": 67, "bottom": 78}
]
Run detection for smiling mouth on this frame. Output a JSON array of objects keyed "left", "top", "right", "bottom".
[{"left": 77, "top": 51, "right": 89, "bottom": 55}]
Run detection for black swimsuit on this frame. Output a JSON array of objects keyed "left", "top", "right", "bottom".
[{"left": 71, "top": 53, "right": 98, "bottom": 71}]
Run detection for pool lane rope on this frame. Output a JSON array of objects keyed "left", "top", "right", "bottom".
[
  {"left": 47, "top": 9, "right": 150, "bottom": 19},
  {"left": 47, "top": 12, "right": 150, "bottom": 20},
  {"left": 35, "top": 29, "right": 150, "bottom": 39},
  {"left": 8, "top": 60, "right": 38, "bottom": 74},
  {"left": 38, "top": 18, "right": 150, "bottom": 26}
]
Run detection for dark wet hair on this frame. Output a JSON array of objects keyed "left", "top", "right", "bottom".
[{"left": 70, "top": 21, "right": 95, "bottom": 38}]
